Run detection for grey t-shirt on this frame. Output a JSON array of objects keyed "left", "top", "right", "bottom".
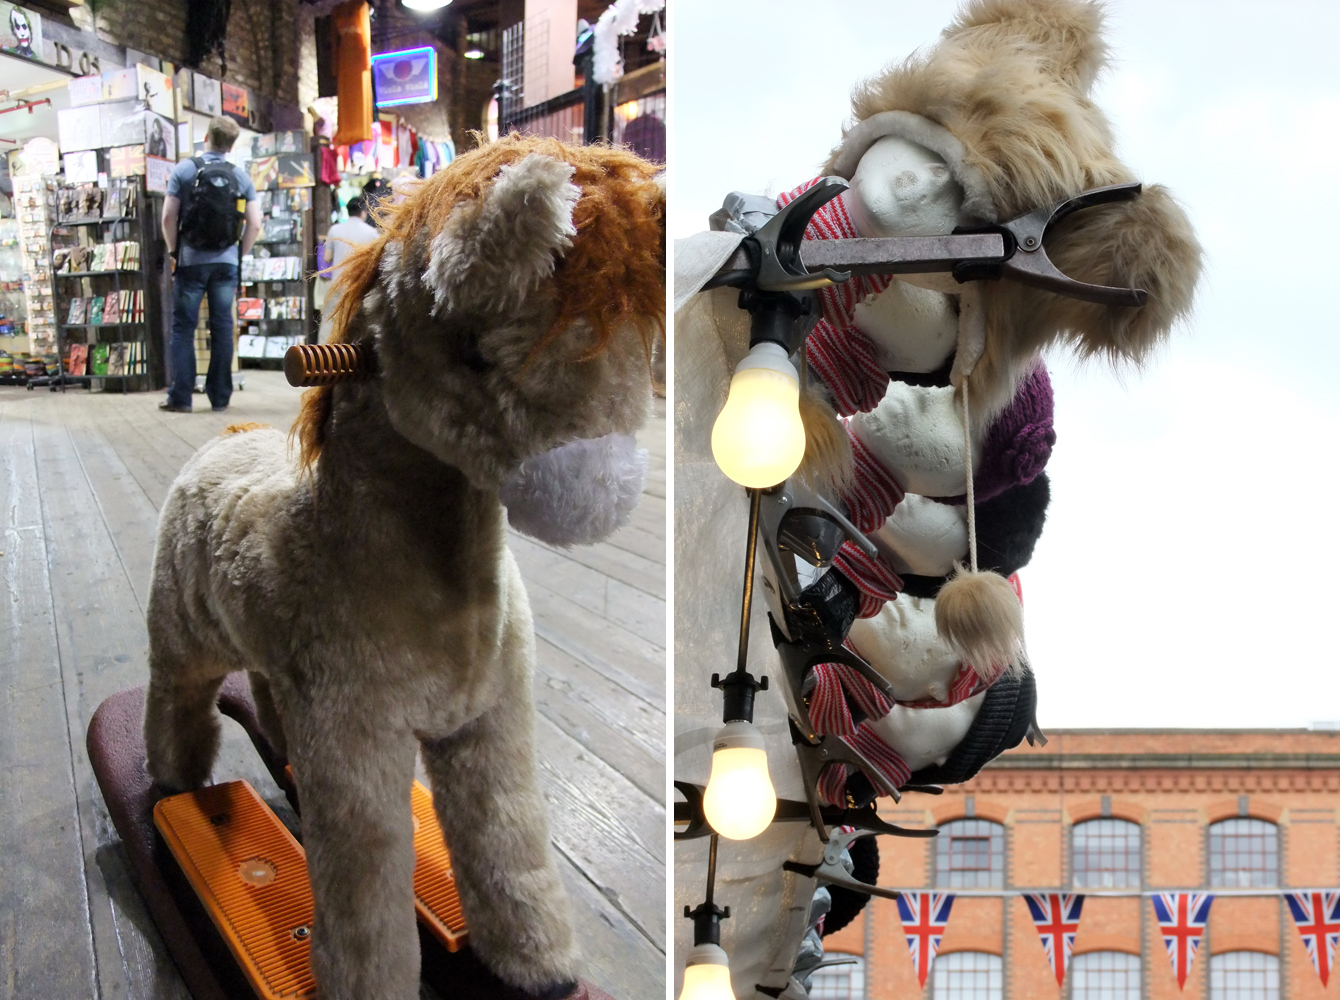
[{"left": 168, "top": 152, "right": 257, "bottom": 267}]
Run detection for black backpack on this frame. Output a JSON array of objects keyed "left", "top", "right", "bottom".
[{"left": 179, "top": 157, "right": 245, "bottom": 252}]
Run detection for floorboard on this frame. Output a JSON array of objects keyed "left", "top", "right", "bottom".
[
  {"left": 0, "top": 400, "right": 100, "bottom": 998},
  {"left": 0, "top": 376, "right": 666, "bottom": 1000}
]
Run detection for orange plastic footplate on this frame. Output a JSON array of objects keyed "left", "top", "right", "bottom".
[
  {"left": 153, "top": 781, "right": 317, "bottom": 999},
  {"left": 154, "top": 779, "right": 469, "bottom": 999}
]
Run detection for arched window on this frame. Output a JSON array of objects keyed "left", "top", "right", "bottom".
[
  {"left": 1072, "top": 819, "right": 1141, "bottom": 888},
  {"left": 807, "top": 955, "right": 864, "bottom": 1000},
  {"left": 932, "top": 951, "right": 1003, "bottom": 1000},
  {"left": 1209, "top": 952, "right": 1279, "bottom": 1000},
  {"left": 1208, "top": 819, "right": 1278, "bottom": 887},
  {"left": 935, "top": 819, "right": 1005, "bottom": 888},
  {"left": 1072, "top": 951, "right": 1141, "bottom": 1000}
]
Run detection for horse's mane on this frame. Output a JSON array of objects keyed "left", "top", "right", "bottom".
[{"left": 293, "top": 134, "right": 665, "bottom": 473}]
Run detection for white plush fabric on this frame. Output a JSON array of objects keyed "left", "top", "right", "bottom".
[
  {"left": 853, "top": 278, "right": 960, "bottom": 374},
  {"left": 501, "top": 433, "right": 648, "bottom": 547},
  {"left": 864, "top": 691, "right": 986, "bottom": 771},
  {"left": 849, "top": 381, "right": 980, "bottom": 497},
  {"left": 829, "top": 110, "right": 997, "bottom": 224},
  {"left": 843, "top": 135, "right": 966, "bottom": 239},
  {"left": 872, "top": 493, "right": 968, "bottom": 577},
  {"left": 847, "top": 595, "right": 963, "bottom": 703}
]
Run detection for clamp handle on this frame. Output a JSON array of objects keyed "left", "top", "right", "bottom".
[
  {"left": 954, "top": 181, "right": 1149, "bottom": 306},
  {"left": 705, "top": 178, "right": 852, "bottom": 293}
]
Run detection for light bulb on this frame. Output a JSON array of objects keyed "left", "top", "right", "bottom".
[
  {"left": 710, "top": 342, "right": 806, "bottom": 488},
  {"left": 702, "top": 720, "right": 776, "bottom": 840},
  {"left": 402, "top": 0, "right": 453, "bottom": 10},
  {"left": 679, "top": 943, "right": 736, "bottom": 1000}
]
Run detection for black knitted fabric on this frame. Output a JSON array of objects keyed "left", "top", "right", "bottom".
[
  {"left": 907, "top": 667, "right": 1036, "bottom": 786},
  {"left": 895, "top": 473, "right": 1051, "bottom": 599}
]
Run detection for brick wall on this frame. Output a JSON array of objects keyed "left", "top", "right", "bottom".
[
  {"left": 829, "top": 731, "right": 1340, "bottom": 1000},
  {"left": 39, "top": 0, "right": 301, "bottom": 105}
]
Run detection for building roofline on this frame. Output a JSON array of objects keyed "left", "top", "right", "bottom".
[{"left": 987, "top": 752, "right": 1340, "bottom": 770}]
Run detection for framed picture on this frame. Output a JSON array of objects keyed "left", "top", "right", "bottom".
[
  {"left": 277, "top": 153, "right": 315, "bottom": 189},
  {"left": 109, "top": 144, "right": 146, "bottom": 178},
  {"left": 249, "top": 156, "right": 279, "bottom": 191},
  {"left": 1, "top": 3, "right": 42, "bottom": 61},
  {"left": 63, "top": 149, "right": 98, "bottom": 185},
  {"left": 145, "top": 155, "right": 174, "bottom": 194},
  {"left": 221, "top": 82, "right": 249, "bottom": 120},
  {"left": 192, "top": 73, "right": 221, "bottom": 116}
]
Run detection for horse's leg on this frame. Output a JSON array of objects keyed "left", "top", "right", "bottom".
[
  {"left": 419, "top": 681, "right": 581, "bottom": 995},
  {"left": 285, "top": 690, "right": 420, "bottom": 1000},
  {"left": 143, "top": 667, "right": 228, "bottom": 791},
  {"left": 247, "top": 670, "right": 287, "bottom": 758},
  {"left": 143, "top": 594, "right": 230, "bottom": 791}
]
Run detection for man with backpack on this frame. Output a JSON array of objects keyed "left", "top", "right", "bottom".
[{"left": 160, "top": 115, "right": 261, "bottom": 412}]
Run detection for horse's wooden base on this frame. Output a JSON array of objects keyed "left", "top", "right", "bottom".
[{"left": 87, "top": 675, "right": 615, "bottom": 1000}]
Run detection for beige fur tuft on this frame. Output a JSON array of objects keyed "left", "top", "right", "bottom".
[
  {"left": 964, "top": 183, "right": 1203, "bottom": 419},
  {"left": 797, "top": 382, "right": 853, "bottom": 492},
  {"left": 829, "top": 0, "right": 1123, "bottom": 220},
  {"left": 824, "top": 0, "right": 1203, "bottom": 418},
  {"left": 934, "top": 566, "right": 1024, "bottom": 680},
  {"left": 945, "top": 0, "right": 1110, "bottom": 93}
]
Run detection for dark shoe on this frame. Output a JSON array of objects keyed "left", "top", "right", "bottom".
[
  {"left": 159, "top": 401, "right": 192, "bottom": 413},
  {"left": 211, "top": 405, "right": 229, "bottom": 412}
]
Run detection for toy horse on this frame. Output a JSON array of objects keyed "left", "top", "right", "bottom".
[{"left": 140, "top": 136, "right": 664, "bottom": 1000}]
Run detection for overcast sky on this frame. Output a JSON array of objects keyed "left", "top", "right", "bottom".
[{"left": 672, "top": 0, "right": 1340, "bottom": 729}]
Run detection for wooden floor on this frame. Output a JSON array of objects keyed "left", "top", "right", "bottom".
[{"left": 0, "top": 372, "right": 666, "bottom": 1000}]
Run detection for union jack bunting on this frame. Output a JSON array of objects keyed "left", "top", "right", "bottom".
[
  {"left": 1151, "top": 893, "right": 1214, "bottom": 989},
  {"left": 1285, "top": 891, "right": 1340, "bottom": 986},
  {"left": 1023, "top": 894, "right": 1085, "bottom": 985},
  {"left": 896, "top": 892, "right": 955, "bottom": 987}
]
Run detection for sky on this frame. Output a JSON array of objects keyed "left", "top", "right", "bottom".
[{"left": 672, "top": 0, "right": 1340, "bottom": 729}]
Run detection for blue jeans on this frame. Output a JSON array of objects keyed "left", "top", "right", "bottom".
[{"left": 168, "top": 262, "right": 237, "bottom": 409}]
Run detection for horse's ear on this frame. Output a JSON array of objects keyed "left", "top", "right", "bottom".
[{"left": 424, "top": 153, "right": 581, "bottom": 316}]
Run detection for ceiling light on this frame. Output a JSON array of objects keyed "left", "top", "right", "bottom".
[{"left": 402, "top": 0, "right": 453, "bottom": 10}]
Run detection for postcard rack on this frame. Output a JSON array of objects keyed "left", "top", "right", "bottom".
[
  {"left": 238, "top": 183, "right": 315, "bottom": 367},
  {"left": 48, "top": 175, "right": 153, "bottom": 393}
]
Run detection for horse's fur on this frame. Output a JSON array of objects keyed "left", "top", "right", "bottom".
[
  {"left": 822, "top": 0, "right": 1203, "bottom": 421},
  {"left": 144, "top": 136, "right": 664, "bottom": 999}
]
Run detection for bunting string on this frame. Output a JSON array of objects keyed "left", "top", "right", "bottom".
[{"left": 864, "top": 889, "right": 1340, "bottom": 990}]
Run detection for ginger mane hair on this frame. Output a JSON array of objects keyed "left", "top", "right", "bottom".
[{"left": 292, "top": 134, "right": 665, "bottom": 473}]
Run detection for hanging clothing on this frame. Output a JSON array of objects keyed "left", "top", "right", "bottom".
[{"left": 332, "top": 1, "right": 372, "bottom": 146}]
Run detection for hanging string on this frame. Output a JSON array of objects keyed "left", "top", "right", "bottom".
[{"left": 962, "top": 378, "right": 977, "bottom": 573}]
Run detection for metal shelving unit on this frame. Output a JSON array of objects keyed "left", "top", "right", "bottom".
[{"left": 46, "top": 176, "right": 152, "bottom": 393}]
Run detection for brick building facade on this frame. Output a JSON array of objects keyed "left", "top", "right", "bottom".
[{"left": 816, "top": 730, "right": 1340, "bottom": 1000}]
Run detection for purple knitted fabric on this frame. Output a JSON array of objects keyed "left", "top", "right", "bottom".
[{"left": 943, "top": 362, "right": 1055, "bottom": 505}]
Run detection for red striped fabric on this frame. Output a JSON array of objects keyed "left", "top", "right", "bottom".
[
  {"left": 806, "top": 320, "right": 888, "bottom": 416},
  {"left": 833, "top": 542, "right": 904, "bottom": 618},
  {"left": 817, "top": 761, "right": 850, "bottom": 807},
  {"left": 808, "top": 663, "right": 857, "bottom": 736},
  {"left": 815, "top": 723, "right": 914, "bottom": 806},
  {"left": 848, "top": 724, "right": 913, "bottom": 788},
  {"left": 842, "top": 433, "right": 906, "bottom": 532},
  {"left": 777, "top": 178, "right": 896, "bottom": 417}
]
